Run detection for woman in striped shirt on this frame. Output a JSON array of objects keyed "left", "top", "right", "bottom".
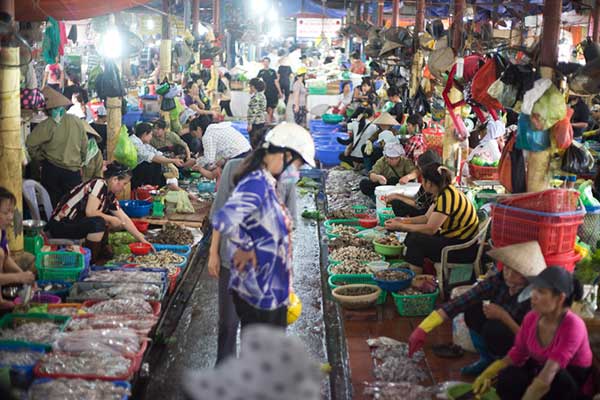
[{"left": 384, "top": 162, "right": 479, "bottom": 273}]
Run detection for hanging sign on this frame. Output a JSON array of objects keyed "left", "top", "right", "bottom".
[{"left": 296, "top": 18, "right": 342, "bottom": 39}]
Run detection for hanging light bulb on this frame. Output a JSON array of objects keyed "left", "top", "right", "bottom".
[{"left": 100, "top": 27, "right": 122, "bottom": 59}]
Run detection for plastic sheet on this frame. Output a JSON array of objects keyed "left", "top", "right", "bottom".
[
  {"left": 0, "top": 350, "right": 44, "bottom": 366},
  {"left": 69, "top": 282, "right": 163, "bottom": 301},
  {"left": 67, "top": 315, "right": 158, "bottom": 336},
  {"left": 0, "top": 322, "right": 61, "bottom": 344},
  {"left": 84, "top": 298, "right": 154, "bottom": 315},
  {"left": 84, "top": 270, "right": 165, "bottom": 284},
  {"left": 28, "top": 378, "right": 130, "bottom": 400},
  {"left": 38, "top": 352, "right": 132, "bottom": 378},
  {"left": 53, "top": 328, "right": 141, "bottom": 356}
]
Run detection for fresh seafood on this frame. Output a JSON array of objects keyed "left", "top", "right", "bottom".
[
  {"left": 84, "top": 298, "right": 155, "bottom": 315},
  {"left": 363, "top": 381, "right": 432, "bottom": 400},
  {"left": 69, "top": 282, "right": 163, "bottom": 301},
  {"left": 46, "top": 306, "right": 84, "bottom": 317},
  {"left": 328, "top": 225, "right": 359, "bottom": 236},
  {"left": 53, "top": 328, "right": 141, "bottom": 356},
  {"left": 0, "top": 321, "right": 61, "bottom": 344},
  {"left": 28, "top": 378, "right": 130, "bottom": 400},
  {"left": 83, "top": 270, "right": 165, "bottom": 284},
  {"left": 113, "top": 250, "right": 185, "bottom": 268},
  {"left": 327, "top": 236, "right": 372, "bottom": 250},
  {"left": 37, "top": 352, "right": 132, "bottom": 378},
  {"left": 335, "top": 286, "right": 378, "bottom": 296},
  {"left": 374, "top": 270, "right": 412, "bottom": 281},
  {"left": 327, "top": 209, "right": 356, "bottom": 220},
  {"left": 67, "top": 315, "right": 158, "bottom": 336},
  {"left": 367, "top": 337, "right": 428, "bottom": 384},
  {"left": 151, "top": 223, "right": 194, "bottom": 245},
  {"left": 375, "top": 234, "right": 403, "bottom": 247},
  {"left": 0, "top": 350, "right": 44, "bottom": 366},
  {"left": 330, "top": 246, "right": 380, "bottom": 263},
  {"left": 326, "top": 170, "right": 375, "bottom": 211},
  {"left": 330, "top": 260, "right": 371, "bottom": 275}
]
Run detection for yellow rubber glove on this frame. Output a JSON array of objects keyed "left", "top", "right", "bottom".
[
  {"left": 522, "top": 377, "right": 550, "bottom": 400},
  {"left": 364, "top": 140, "right": 373, "bottom": 156},
  {"left": 472, "top": 359, "right": 509, "bottom": 395},
  {"left": 418, "top": 310, "right": 444, "bottom": 333}
]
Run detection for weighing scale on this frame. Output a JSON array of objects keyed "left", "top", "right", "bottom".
[{"left": 23, "top": 219, "right": 45, "bottom": 255}]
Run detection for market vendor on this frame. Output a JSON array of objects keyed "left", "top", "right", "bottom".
[
  {"left": 473, "top": 266, "right": 592, "bottom": 400},
  {"left": 46, "top": 163, "right": 150, "bottom": 264},
  {"left": 386, "top": 86, "right": 405, "bottom": 123},
  {"left": 180, "top": 116, "right": 203, "bottom": 155},
  {"left": 150, "top": 119, "right": 194, "bottom": 166},
  {"left": 408, "top": 241, "right": 547, "bottom": 377},
  {"left": 191, "top": 117, "right": 251, "bottom": 180},
  {"left": 0, "top": 187, "right": 35, "bottom": 308},
  {"left": 385, "top": 150, "right": 441, "bottom": 217},
  {"left": 349, "top": 78, "right": 377, "bottom": 116},
  {"left": 338, "top": 109, "right": 378, "bottom": 169},
  {"left": 359, "top": 142, "right": 417, "bottom": 197},
  {"left": 26, "top": 87, "right": 88, "bottom": 207},
  {"left": 183, "top": 81, "right": 218, "bottom": 118},
  {"left": 385, "top": 163, "right": 479, "bottom": 272},
  {"left": 363, "top": 112, "right": 401, "bottom": 169},
  {"left": 129, "top": 122, "right": 184, "bottom": 189}
]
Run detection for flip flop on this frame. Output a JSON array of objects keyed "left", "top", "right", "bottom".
[{"left": 432, "top": 343, "right": 465, "bottom": 359}]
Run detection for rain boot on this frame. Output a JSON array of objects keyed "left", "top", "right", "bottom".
[
  {"left": 84, "top": 240, "right": 103, "bottom": 265},
  {"left": 460, "top": 329, "right": 493, "bottom": 376}
]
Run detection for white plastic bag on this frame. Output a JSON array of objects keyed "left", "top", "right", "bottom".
[{"left": 467, "top": 140, "right": 501, "bottom": 164}]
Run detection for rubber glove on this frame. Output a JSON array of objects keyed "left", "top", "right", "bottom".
[
  {"left": 408, "top": 310, "right": 444, "bottom": 357},
  {"left": 473, "top": 359, "right": 508, "bottom": 395},
  {"left": 522, "top": 377, "right": 550, "bottom": 400},
  {"left": 365, "top": 140, "right": 373, "bottom": 156}
]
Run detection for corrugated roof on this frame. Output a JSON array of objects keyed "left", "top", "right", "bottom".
[{"left": 16, "top": 0, "right": 152, "bottom": 22}]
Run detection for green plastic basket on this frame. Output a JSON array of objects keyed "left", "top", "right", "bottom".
[
  {"left": 377, "top": 207, "right": 395, "bottom": 226},
  {"left": 324, "top": 218, "right": 360, "bottom": 230},
  {"left": 0, "top": 313, "right": 70, "bottom": 349},
  {"left": 391, "top": 289, "right": 439, "bottom": 316},
  {"left": 328, "top": 274, "right": 387, "bottom": 304},
  {"left": 36, "top": 251, "right": 85, "bottom": 282}
]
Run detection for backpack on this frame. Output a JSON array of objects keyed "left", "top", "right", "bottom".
[{"left": 498, "top": 132, "right": 526, "bottom": 193}]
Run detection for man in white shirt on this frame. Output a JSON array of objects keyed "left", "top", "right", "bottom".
[{"left": 192, "top": 116, "right": 251, "bottom": 179}]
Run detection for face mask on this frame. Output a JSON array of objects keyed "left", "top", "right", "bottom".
[
  {"left": 278, "top": 163, "right": 300, "bottom": 185},
  {"left": 51, "top": 107, "right": 65, "bottom": 123}
]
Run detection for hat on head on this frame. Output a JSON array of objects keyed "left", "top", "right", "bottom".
[
  {"left": 592, "top": 104, "right": 600, "bottom": 112},
  {"left": 183, "top": 325, "right": 321, "bottom": 400},
  {"left": 373, "top": 112, "right": 400, "bottom": 126},
  {"left": 487, "top": 241, "right": 547, "bottom": 277},
  {"left": 376, "top": 130, "right": 399, "bottom": 145},
  {"left": 96, "top": 105, "right": 107, "bottom": 116},
  {"left": 82, "top": 121, "right": 102, "bottom": 141},
  {"left": 527, "top": 266, "right": 574, "bottom": 297},
  {"left": 383, "top": 142, "right": 405, "bottom": 158},
  {"left": 42, "top": 87, "right": 71, "bottom": 109},
  {"left": 416, "top": 149, "right": 442, "bottom": 169}
]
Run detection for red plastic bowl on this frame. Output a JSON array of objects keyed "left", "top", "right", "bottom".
[
  {"left": 129, "top": 242, "right": 152, "bottom": 255},
  {"left": 358, "top": 217, "right": 378, "bottom": 229},
  {"left": 133, "top": 220, "right": 149, "bottom": 233}
]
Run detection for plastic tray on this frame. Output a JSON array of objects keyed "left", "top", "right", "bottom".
[
  {"left": 0, "top": 342, "right": 46, "bottom": 386},
  {"left": 152, "top": 244, "right": 192, "bottom": 257},
  {"left": 82, "top": 299, "right": 162, "bottom": 317},
  {"left": 0, "top": 313, "right": 70, "bottom": 349},
  {"left": 29, "top": 378, "right": 131, "bottom": 400},
  {"left": 33, "top": 353, "right": 137, "bottom": 381},
  {"left": 328, "top": 274, "right": 387, "bottom": 304}
]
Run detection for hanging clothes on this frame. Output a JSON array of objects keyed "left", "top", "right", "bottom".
[
  {"left": 42, "top": 17, "right": 61, "bottom": 64},
  {"left": 67, "top": 25, "right": 77, "bottom": 44},
  {"left": 58, "top": 21, "right": 67, "bottom": 56}
]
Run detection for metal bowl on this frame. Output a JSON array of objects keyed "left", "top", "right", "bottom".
[{"left": 22, "top": 219, "right": 46, "bottom": 234}]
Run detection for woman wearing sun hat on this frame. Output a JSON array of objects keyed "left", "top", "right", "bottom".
[
  {"left": 408, "top": 241, "right": 547, "bottom": 377},
  {"left": 359, "top": 142, "right": 417, "bottom": 197}
]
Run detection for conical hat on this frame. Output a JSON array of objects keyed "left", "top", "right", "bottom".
[
  {"left": 428, "top": 47, "right": 455, "bottom": 80},
  {"left": 82, "top": 121, "right": 102, "bottom": 141},
  {"left": 379, "top": 40, "right": 401, "bottom": 57},
  {"left": 42, "top": 87, "right": 71, "bottom": 109},
  {"left": 487, "top": 241, "right": 547, "bottom": 277},
  {"left": 373, "top": 112, "right": 400, "bottom": 126}
]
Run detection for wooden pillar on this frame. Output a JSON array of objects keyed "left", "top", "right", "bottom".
[
  {"left": 452, "top": 0, "right": 465, "bottom": 53},
  {"left": 415, "top": 0, "right": 425, "bottom": 33},
  {"left": 392, "top": 0, "right": 400, "bottom": 27},
  {"left": 409, "top": 0, "right": 426, "bottom": 98},
  {"left": 213, "top": 0, "right": 221, "bottom": 35},
  {"left": 0, "top": 1, "right": 23, "bottom": 252},
  {"left": 106, "top": 97, "right": 122, "bottom": 163},
  {"left": 593, "top": 0, "right": 600, "bottom": 42},
  {"left": 192, "top": 0, "right": 200, "bottom": 35},
  {"left": 377, "top": 0, "right": 384, "bottom": 27}
]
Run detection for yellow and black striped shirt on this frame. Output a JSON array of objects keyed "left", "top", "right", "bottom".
[{"left": 434, "top": 185, "right": 479, "bottom": 240}]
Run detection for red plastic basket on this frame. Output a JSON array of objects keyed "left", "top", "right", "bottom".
[
  {"left": 544, "top": 251, "right": 581, "bottom": 273},
  {"left": 422, "top": 122, "right": 444, "bottom": 147},
  {"left": 491, "top": 204, "right": 585, "bottom": 255},
  {"left": 34, "top": 352, "right": 136, "bottom": 381},
  {"left": 168, "top": 267, "right": 182, "bottom": 294},
  {"left": 499, "top": 189, "right": 580, "bottom": 213},
  {"left": 469, "top": 163, "right": 499, "bottom": 180},
  {"left": 82, "top": 300, "right": 161, "bottom": 317}
]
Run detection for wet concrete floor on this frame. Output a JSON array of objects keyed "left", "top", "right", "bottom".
[{"left": 142, "top": 194, "right": 329, "bottom": 399}]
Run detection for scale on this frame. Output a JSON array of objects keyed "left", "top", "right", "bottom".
[{"left": 23, "top": 219, "right": 45, "bottom": 256}]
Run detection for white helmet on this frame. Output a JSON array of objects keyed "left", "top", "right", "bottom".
[{"left": 264, "top": 122, "right": 316, "bottom": 167}]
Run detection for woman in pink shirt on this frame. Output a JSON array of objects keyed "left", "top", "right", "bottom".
[{"left": 473, "top": 266, "right": 592, "bottom": 400}]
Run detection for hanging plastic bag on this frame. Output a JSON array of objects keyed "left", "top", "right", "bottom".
[
  {"left": 487, "top": 79, "right": 517, "bottom": 108},
  {"left": 471, "top": 58, "right": 503, "bottom": 111},
  {"left": 499, "top": 132, "right": 526, "bottom": 193},
  {"left": 578, "top": 180, "right": 600, "bottom": 208},
  {"left": 531, "top": 84, "right": 567, "bottom": 130},
  {"left": 561, "top": 141, "right": 595, "bottom": 174},
  {"left": 516, "top": 113, "right": 550, "bottom": 152},
  {"left": 113, "top": 125, "right": 138, "bottom": 169},
  {"left": 551, "top": 107, "right": 574, "bottom": 149},
  {"left": 467, "top": 140, "right": 501, "bottom": 165}
]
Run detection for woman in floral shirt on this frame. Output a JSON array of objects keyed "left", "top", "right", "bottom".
[{"left": 247, "top": 78, "right": 267, "bottom": 148}]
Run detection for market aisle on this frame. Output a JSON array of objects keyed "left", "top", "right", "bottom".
[{"left": 142, "top": 195, "right": 329, "bottom": 399}]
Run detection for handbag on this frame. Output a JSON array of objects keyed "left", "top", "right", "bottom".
[
  {"left": 161, "top": 97, "right": 176, "bottom": 111},
  {"left": 498, "top": 132, "right": 526, "bottom": 193},
  {"left": 20, "top": 88, "right": 45, "bottom": 110}
]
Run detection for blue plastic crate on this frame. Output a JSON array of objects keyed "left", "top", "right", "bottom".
[
  {"left": 141, "top": 112, "right": 160, "bottom": 122},
  {"left": 35, "top": 280, "right": 72, "bottom": 300},
  {"left": 0, "top": 342, "right": 46, "bottom": 386},
  {"left": 122, "top": 111, "right": 142, "bottom": 128},
  {"left": 29, "top": 378, "right": 131, "bottom": 399},
  {"left": 153, "top": 244, "right": 192, "bottom": 257}
]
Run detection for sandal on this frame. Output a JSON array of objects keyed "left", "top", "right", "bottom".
[{"left": 432, "top": 343, "right": 465, "bottom": 359}]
